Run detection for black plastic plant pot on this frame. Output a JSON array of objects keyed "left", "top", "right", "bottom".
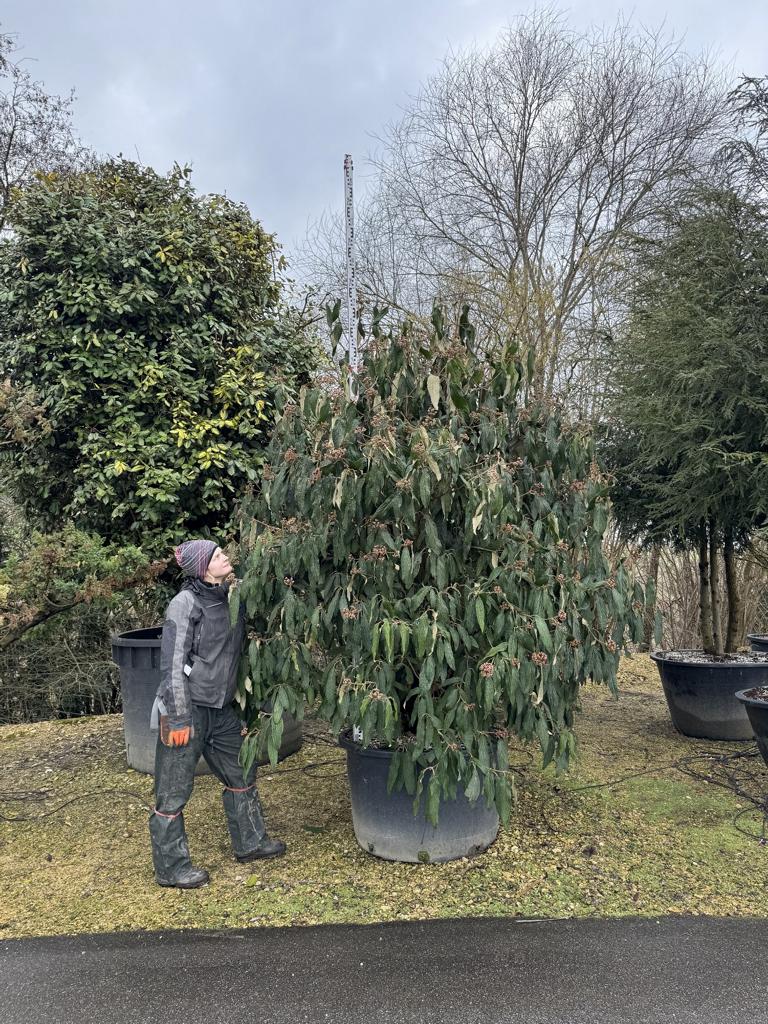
[
  {"left": 650, "top": 650, "right": 768, "bottom": 741},
  {"left": 110, "top": 627, "right": 303, "bottom": 775},
  {"left": 747, "top": 635, "right": 768, "bottom": 653},
  {"left": 339, "top": 731, "right": 499, "bottom": 863},
  {"left": 735, "top": 688, "right": 768, "bottom": 768}
]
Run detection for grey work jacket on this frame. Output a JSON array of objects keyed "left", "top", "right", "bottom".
[{"left": 155, "top": 578, "right": 246, "bottom": 731}]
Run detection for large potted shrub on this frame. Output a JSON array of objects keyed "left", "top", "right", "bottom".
[
  {"left": 602, "top": 186, "right": 768, "bottom": 740},
  {"left": 232, "top": 307, "right": 648, "bottom": 862}
]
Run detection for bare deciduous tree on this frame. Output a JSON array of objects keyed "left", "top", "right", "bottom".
[
  {"left": 380, "top": 12, "right": 728, "bottom": 402},
  {"left": 0, "top": 30, "right": 87, "bottom": 231},
  {"left": 299, "top": 11, "right": 728, "bottom": 417}
]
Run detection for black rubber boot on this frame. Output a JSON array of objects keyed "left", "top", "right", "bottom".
[
  {"left": 222, "top": 786, "right": 279, "bottom": 859},
  {"left": 149, "top": 810, "right": 209, "bottom": 889},
  {"left": 236, "top": 836, "right": 287, "bottom": 863}
]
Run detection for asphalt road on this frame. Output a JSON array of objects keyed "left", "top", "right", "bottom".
[{"left": 2, "top": 915, "right": 766, "bottom": 1024}]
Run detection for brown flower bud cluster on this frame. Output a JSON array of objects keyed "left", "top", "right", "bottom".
[
  {"left": 606, "top": 578, "right": 616, "bottom": 589},
  {"left": 513, "top": 560, "right": 526, "bottom": 571},
  {"left": 280, "top": 517, "right": 302, "bottom": 533},
  {"left": 395, "top": 478, "right": 411, "bottom": 491},
  {"left": 556, "top": 573, "right": 566, "bottom": 583},
  {"left": 493, "top": 585, "right": 503, "bottom": 595},
  {"left": 480, "top": 662, "right": 494, "bottom": 678},
  {"left": 568, "top": 638, "right": 581, "bottom": 648},
  {"left": 606, "top": 639, "right": 617, "bottom": 653},
  {"left": 530, "top": 651, "right": 548, "bottom": 666},
  {"left": 341, "top": 606, "right": 359, "bottom": 621},
  {"left": 569, "top": 480, "right": 586, "bottom": 493},
  {"left": 556, "top": 540, "right": 568, "bottom": 550},
  {"left": 403, "top": 538, "right": 414, "bottom": 548},
  {"left": 557, "top": 610, "right": 567, "bottom": 622},
  {"left": 362, "top": 545, "right": 389, "bottom": 563},
  {"left": 261, "top": 464, "right": 274, "bottom": 480},
  {"left": 283, "top": 576, "right": 294, "bottom": 587},
  {"left": 325, "top": 446, "right": 346, "bottom": 461},
  {"left": 283, "top": 447, "right": 298, "bottom": 463},
  {"left": 310, "top": 467, "right": 322, "bottom": 484}
]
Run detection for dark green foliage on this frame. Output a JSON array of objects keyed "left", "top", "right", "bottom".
[
  {"left": 606, "top": 189, "right": 768, "bottom": 537},
  {"left": 602, "top": 187, "right": 768, "bottom": 650},
  {"left": 602, "top": 186, "right": 768, "bottom": 647},
  {"left": 0, "top": 524, "right": 166, "bottom": 651},
  {"left": 233, "top": 308, "right": 647, "bottom": 823},
  {"left": 0, "top": 159, "right": 319, "bottom": 555}
]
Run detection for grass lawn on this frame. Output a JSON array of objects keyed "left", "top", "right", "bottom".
[{"left": 1, "top": 653, "right": 766, "bottom": 938}]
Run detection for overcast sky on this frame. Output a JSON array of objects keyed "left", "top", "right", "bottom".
[{"left": 2, "top": 1, "right": 767, "bottom": 261}]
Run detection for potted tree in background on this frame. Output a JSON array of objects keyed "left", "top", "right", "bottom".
[
  {"left": 602, "top": 186, "right": 768, "bottom": 740},
  {"left": 231, "top": 307, "right": 648, "bottom": 863}
]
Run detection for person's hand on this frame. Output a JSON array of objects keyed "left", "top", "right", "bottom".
[{"left": 167, "top": 726, "right": 191, "bottom": 747}]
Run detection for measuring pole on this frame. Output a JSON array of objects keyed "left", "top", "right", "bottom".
[{"left": 343, "top": 154, "right": 358, "bottom": 377}]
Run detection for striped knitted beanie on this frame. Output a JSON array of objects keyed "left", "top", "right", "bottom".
[{"left": 174, "top": 539, "right": 218, "bottom": 579}]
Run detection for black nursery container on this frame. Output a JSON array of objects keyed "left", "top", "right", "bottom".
[
  {"left": 650, "top": 651, "right": 768, "bottom": 741},
  {"left": 747, "top": 635, "right": 768, "bottom": 653},
  {"left": 735, "top": 688, "right": 768, "bottom": 768},
  {"left": 339, "top": 732, "right": 499, "bottom": 863},
  {"left": 111, "top": 626, "right": 302, "bottom": 775}
]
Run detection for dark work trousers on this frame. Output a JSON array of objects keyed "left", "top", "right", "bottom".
[{"left": 149, "top": 704, "right": 266, "bottom": 877}]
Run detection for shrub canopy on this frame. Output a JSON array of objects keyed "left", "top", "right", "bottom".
[
  {"left": 233, "top": 309, "right": 647, "bottom": 823},
  {"left": 0, "top": 159, "right": 319, "bottom": 555}
]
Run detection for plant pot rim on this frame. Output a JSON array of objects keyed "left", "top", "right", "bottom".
[
  {"left": 110, "top": 625, "right": 164, "bottom": 648},
  {"left": 735, "top": 687, "right": 768, "bottom": 707},
  {"left": 338, "top": 729, "right": 400, "bottom": 758},
  {"left": 650, "top": 649, "right": 768, "bottom": 668},
  {"left": 747, "top": 634, "right": 768, "bottom": 642}
]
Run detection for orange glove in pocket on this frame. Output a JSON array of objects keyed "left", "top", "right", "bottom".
[{"left": 160, "top": 716, "right": 193, "bottom": 747}]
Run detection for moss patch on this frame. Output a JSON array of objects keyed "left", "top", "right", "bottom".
[{"left": 1, "top": 653, "right": 767, "bottom": 938}]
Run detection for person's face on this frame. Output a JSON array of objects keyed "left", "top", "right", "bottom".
[{"left": 205, "top": 546, "right": 233, "bottom": 582}]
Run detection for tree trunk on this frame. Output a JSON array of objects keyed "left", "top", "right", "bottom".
[
  {"left": 708, "top": 518, "right": 724, "bottom": 657},
  {"left": 699, "top": 523, "right": 714, "bottom": 654},
  {"left": 724, "top": 532, "right": 742, "bottom": 653},
  {"left": 642, "top": 543, "right": 661, "bottom": 651},
  {"left": 738, "top": 544, "right": 758, "bottom": 641}
]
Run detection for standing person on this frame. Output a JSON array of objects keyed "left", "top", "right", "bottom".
[{"left": 148, "top": 538, "right": 286, "bottom": 889}]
